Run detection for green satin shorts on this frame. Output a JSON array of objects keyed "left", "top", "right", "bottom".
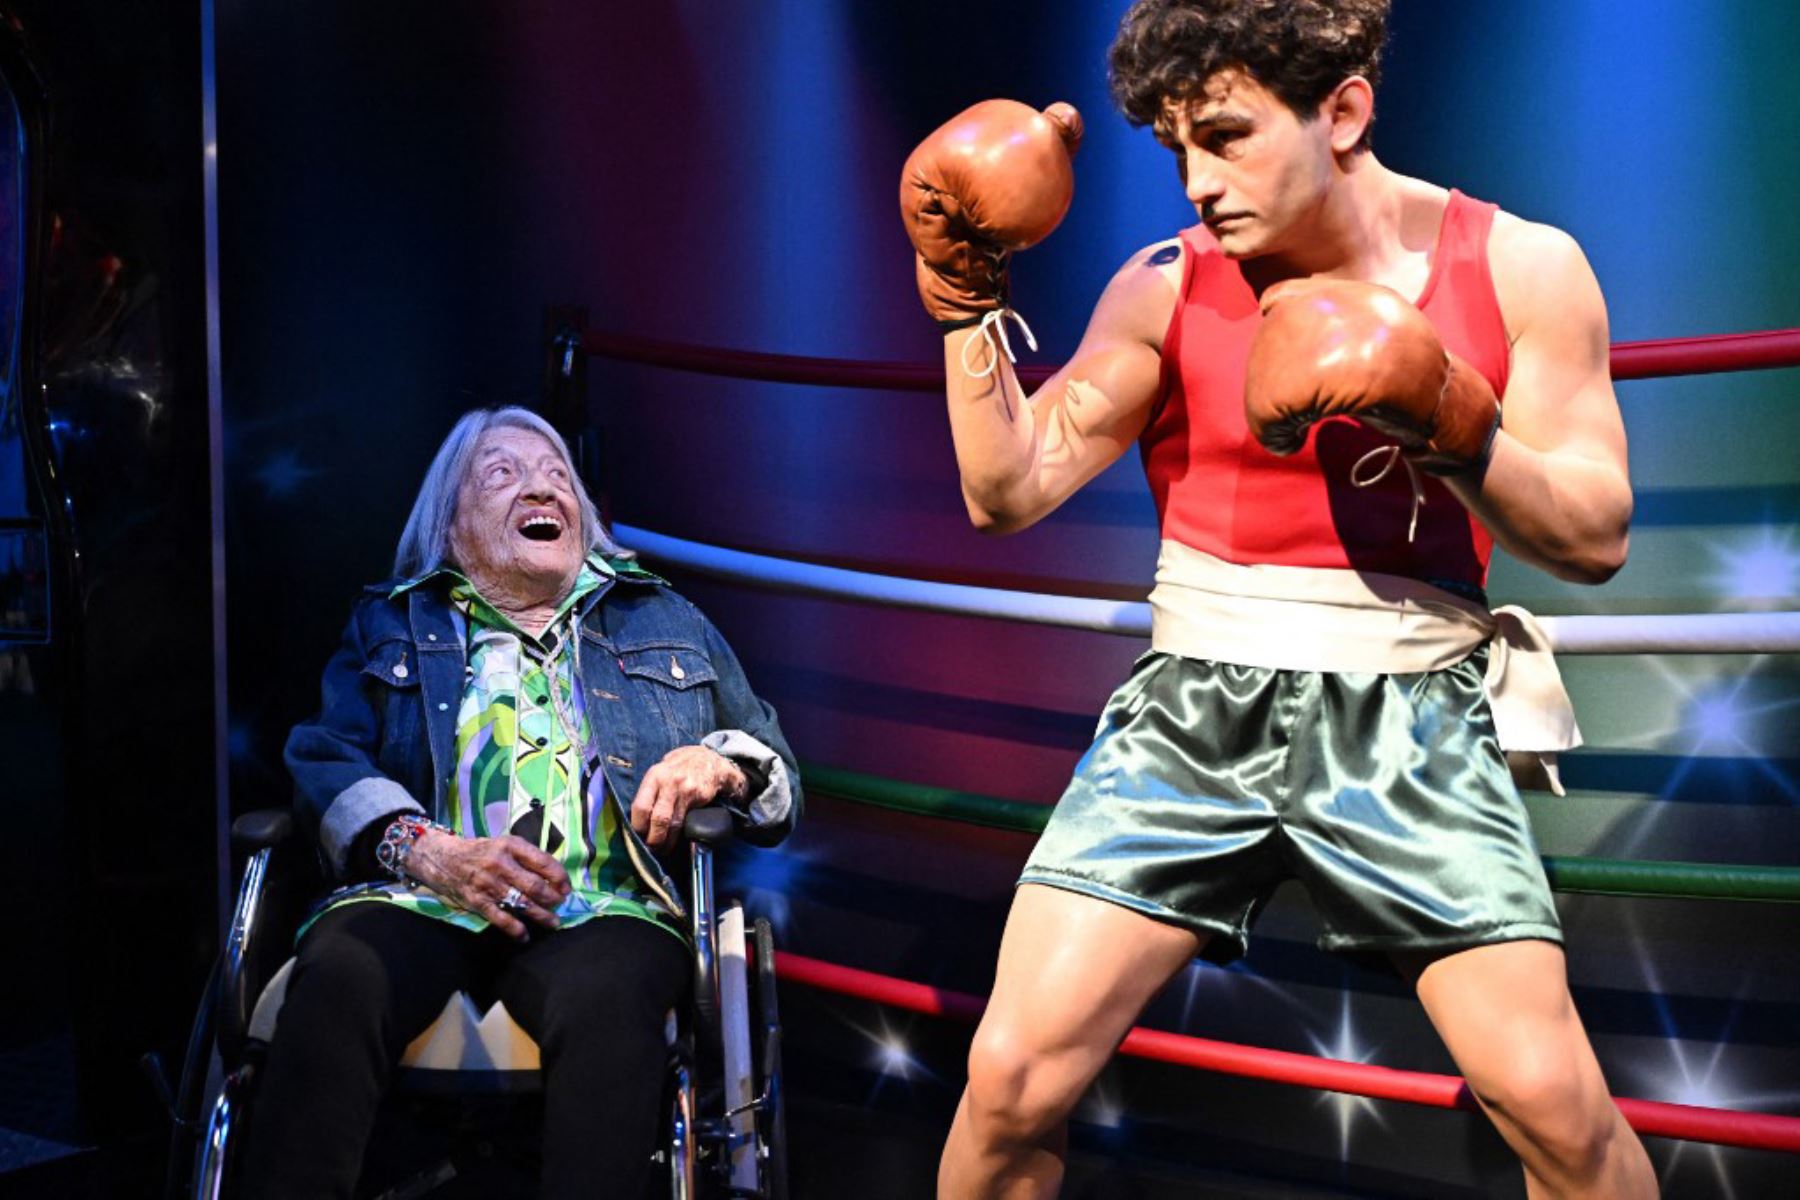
[{"left": 1020, "top": 650, "right": 1561, "bottom": 965}]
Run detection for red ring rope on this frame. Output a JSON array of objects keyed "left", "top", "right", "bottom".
[
  {"left": 773, "top": 950, "right": 1800, "bottom": 1154},
  {"left": 1610, "top": 328, "right": 1800, "bottom": 380},
  {"left": 578, "top": 327, "right": 1800, "bottom": 391}
]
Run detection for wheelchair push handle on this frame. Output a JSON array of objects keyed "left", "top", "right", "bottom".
[
  {"left": 683, "top": 805, "right": 734, "bottom": 847},
  {"left": 230, "top": 809, "right": 294, "bottom": 856}
]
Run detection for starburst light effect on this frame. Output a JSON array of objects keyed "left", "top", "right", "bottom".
[
  {"left": 1708, "top": 527, "right": 1800, "bottom": 607},
  {"left": 1301, "top": 990, "right": 1388, "bottom": 1161}
]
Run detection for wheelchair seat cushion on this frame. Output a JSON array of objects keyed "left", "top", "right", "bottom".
[{"left": 248, "top": 957, "right": 542, "bottom": 1072}]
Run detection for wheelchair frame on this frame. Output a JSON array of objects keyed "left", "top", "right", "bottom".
[{"left": 180, "top": 807, "right": 786, "bottom": 1200}]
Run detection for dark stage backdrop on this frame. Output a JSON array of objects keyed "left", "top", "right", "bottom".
[
  {"left": 213, "top": 2, "right": 1800, "bottom": 1196},
  {"left": 0, "top": 0, "right": 216, "bottom": 1194}
]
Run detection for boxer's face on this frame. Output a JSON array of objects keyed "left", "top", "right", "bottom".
[{"left": 1158, "top": 68, "right": 1337, "bottom": 260}]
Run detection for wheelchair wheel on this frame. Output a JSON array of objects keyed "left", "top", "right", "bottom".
[
  {"left": 192, "top": 1059, "right": 255, "bottom": 1200},
  {"left": 752, "top": 918, "right": 787, "bottom": 1200},
  {"left": 161, "top": 955, "right": 221, "bottom": 1200},
  {"left": 668, "top": 1059, "right": 698, "bottom": 1200},
  {"left": 717, "top": 903, "right": 758, "bottom": 1194},
  {"left": 697, "top": 906, "right": 787, "bottom": 1200}
]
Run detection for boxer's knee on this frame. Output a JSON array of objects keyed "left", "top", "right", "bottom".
[
  {"left": 963, "top": 1019, "right": 1085, "bottom": 1147},
  {"left": 1469, "top": 1045, "right": 1616, "bottom": 1179}
]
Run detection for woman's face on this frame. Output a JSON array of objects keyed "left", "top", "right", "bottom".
[{"left": 448, "top": 426, "right": 585, "bottom": 601}]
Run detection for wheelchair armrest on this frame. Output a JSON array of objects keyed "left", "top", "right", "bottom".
[
  {"left": 684, "top": 806, "right": 734, "bottom": 847},
  {"left": 217, "top": 810, "right": 299, "bottom": 1058},
  {"left": 231, "top": 809, "right": 294, "bottom": 856}
]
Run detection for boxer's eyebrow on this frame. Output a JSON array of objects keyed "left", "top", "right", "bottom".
[
  {"left": 1187, "top": 110, "right": 1252, "bottom": 133},
  {"left": 1159, "top": 108, "right": 1252, "bottom": 147}
]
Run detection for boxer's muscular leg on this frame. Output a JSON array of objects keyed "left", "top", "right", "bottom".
[
  {"left": 939, "top": 883, "right": 1204, "bottom": 1200},
  {"left": 1404, "top": 941, "right": 1656, "bottom": 1199}
]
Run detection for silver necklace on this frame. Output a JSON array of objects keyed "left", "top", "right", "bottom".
[{"left": 526, "top": 612, "right": 585, "bottom": 751}]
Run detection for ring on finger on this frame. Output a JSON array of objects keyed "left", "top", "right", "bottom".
[{"left": 499, "top": 885, "right": 526, "bottom": 912}]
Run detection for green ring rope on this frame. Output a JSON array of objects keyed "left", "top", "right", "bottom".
[{"left": 801, "top": 762, "right": 1800, "bottom": 904}]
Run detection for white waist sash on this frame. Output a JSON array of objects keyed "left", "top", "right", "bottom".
[{"left": 1147, "top": 540, "right": 1582, "bottom": 794}]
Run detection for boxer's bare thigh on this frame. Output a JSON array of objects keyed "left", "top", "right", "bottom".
[{"left": 978, "top": 883, "right": 1205, "bottom": 1084}]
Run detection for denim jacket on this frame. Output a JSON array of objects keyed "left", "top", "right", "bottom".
[{"left": 285, "top": 564, "right": 799, "bottom": 917}]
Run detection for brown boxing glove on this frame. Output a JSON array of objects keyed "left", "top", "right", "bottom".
[
  {"left": 1244, "top": 278, "right": 1501, "bottom": 475},
  {"left": 899, "top": 99, "right": 1083, "bottom": 329}
]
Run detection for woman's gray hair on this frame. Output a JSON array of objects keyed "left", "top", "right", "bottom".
[{"left": 393, "top": 406, "right": 625, "bottom": 579}]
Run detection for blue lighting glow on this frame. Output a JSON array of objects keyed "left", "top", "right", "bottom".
[
  {"left": 1687, "top": 692, "right": 1750, "bottom": 752},
  {"left": 727, "top": 844, "right": 803, "bottom": 942},
  {"left": 1670, "top": 673, "right": 1798, "bottom": 767},
  {"left": 1710, "top": 528, "right": 1800, "bottom": 606},
  {"left": 253, "top": 449, "right": 319, "bottom": 498},
  {"left": 226, "top": 718, "right": 259, "bottom": 762},
  {"left": 742, "top": 886, "right": 793, "bottom": 943}
]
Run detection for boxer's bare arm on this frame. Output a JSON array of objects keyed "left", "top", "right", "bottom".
[
  {"left": 942, "top": 241, "right": 1182, "bottom": 534},
  {"left": 1442, "top": 217, "right": 1632, "bottom": 583}
]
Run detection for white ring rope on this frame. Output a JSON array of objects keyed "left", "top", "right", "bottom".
[
  {"left": 614, "top": 524, "right": 1800, "bottom": 655},
  {"left": 618, "top": 524, "right": 1148, "bottom": 636}
]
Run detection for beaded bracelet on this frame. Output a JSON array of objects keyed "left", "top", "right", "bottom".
[{"left": 375, "top": 813, "right": 450, "bottom": 882}]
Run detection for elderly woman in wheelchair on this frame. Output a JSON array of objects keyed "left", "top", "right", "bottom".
[{"left": 216, "top": 406, "right": 798, "bottom": 1198}]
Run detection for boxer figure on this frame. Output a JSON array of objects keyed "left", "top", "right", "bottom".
[{"left": 901, "top": 3, "right": 1655, "bottom": 1197}]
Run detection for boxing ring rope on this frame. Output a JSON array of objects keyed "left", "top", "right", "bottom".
[
  {"left": 609, "top": 523, "right": 1798, "bottom": 896},
  {"left": 798, "top": 763, "right": 1800, "bottom": 903},
  {"left": 770, "top": 950, "right": 1800, "bottom": 1154},
  {"left": 623, "top": 514, "right": 1800, "bottom": 1147},
  {"left": 615, "top": 524, "right": 1800, "bottom": 654},
  {"left": 578, "top": 327, "right": 1800, "bottom": 1154},
  {"left": 578, "top": 325, "right": 1800, "bottom": 390}
]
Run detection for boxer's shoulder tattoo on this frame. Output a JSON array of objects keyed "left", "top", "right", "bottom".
[{"left": 1145, "top": 244, "right": 1181, "bottom": 267}]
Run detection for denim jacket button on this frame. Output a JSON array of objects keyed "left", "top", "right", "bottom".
[
  {"left": 437, "top": 702, "right": 449, "bottom": 711},
  {"left": 392, "top": 663, "right": 408, "bottom": 679}
]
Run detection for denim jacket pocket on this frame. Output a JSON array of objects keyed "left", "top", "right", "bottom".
[
  {"left": 361, "top": 636, "right": 422, "bottom": 691},
  {"left": 615, "top": 642, "right": 717, "bottom": 689},
  {"left": 615, "top": 641, "right": 718, "bottom": 740}
]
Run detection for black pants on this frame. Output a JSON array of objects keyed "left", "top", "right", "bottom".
[{"left": 239, "top": 902, "right": 691, "bottom": 1199}]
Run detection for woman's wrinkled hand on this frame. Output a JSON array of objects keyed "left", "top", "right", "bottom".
[
  {"left": 631, "top": 746, "right": 749, "bottom": 849},
  {"left": 406, "top": 829, "right": 571, "bottom": 942}
]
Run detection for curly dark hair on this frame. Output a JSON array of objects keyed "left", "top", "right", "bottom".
[{"left": 1108, "top": 0, "right": 1390, "bottom": 150}]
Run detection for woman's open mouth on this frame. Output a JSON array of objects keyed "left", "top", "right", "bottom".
[{"left": 517, "top": 513, "right": 564, "bottom": 542}]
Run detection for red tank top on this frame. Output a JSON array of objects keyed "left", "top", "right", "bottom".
[{"left": 1142, "top": 189, "right": 1509, "bottom": 589}]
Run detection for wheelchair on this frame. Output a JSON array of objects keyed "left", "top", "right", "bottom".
[{"left": 170, "top": 806, "right": 787, "bottom": 1199}]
